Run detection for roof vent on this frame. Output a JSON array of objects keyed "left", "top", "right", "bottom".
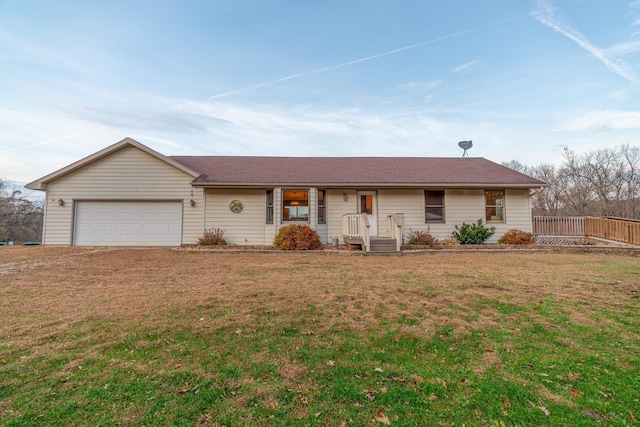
[{"left": 458, "top": 140, "right": 473, "bottom": 158}]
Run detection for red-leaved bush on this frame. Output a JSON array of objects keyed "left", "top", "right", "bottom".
[
  {"left": 273, "top": 225, "right": 322, "bottom": 250},
  {"left": 497, "top": 229, "right": 535, "bottom": 245}
]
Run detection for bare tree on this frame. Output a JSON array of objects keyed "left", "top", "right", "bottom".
[
  {"left": 617, "top": 144, "right": 640, "bottom": 218},
  {"left": 528, "top": 163, "right": 564, "bottom": 216},
  {"left": 503, "top": 160, "right": 563, "bottom": 216},
  {"left": 504, "top": 144, "right": 640, "bottom": 219},
  {"left": 501, "top": 160, "right": 530, "bottom": 174},
  {"left": 0, "top": 179, "right": 44, "bottom": 242},
  {"left": 561, "top": 145, "right": 640, "bottom": 218}
]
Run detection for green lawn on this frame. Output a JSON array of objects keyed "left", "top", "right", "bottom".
[{"left": 0, "top": 247, "right": 639, "bottom": 426}]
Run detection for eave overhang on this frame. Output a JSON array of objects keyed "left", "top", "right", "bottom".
[{"left": 190, "top": 181, "right": 547, "bottom": 190}]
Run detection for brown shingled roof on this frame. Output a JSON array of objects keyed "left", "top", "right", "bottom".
[{"left": 169, "top": 156, "right": 546, "bottom": 188}]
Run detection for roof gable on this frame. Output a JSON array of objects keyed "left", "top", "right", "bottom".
[{"left": 26, "top": 137, "right": 200, "bottom": 190}]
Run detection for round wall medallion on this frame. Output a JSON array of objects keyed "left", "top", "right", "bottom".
[{"left": 229, "top": 200, "right": 244, "bottom": 213}]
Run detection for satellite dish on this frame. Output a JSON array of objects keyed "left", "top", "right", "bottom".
[{"left": 458, "top": 140, "right": 473, "bottom": 158}]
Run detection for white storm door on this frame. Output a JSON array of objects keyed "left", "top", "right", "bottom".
[{"left": 357, "top": 191, "right": 377, "bottom": 236}]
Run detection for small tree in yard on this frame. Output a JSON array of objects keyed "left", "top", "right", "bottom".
[
  {"left": 453, "top": 219, "right": 496, "bottom": 245},
  {"left": 274, "top": 225, "right": 322, "bottom": 250}
]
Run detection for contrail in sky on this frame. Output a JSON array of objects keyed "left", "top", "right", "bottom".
[
  {"left": 30, "top": 9, "right": 543, "bottom": 147},
  {"left": 207, "top": 11, "right": 548, "bottom": 100},
  {"left": 532, "top": 0, "right": 640, "bottom": 85},
  {"left": 206, "top": 26, "right": 487, "bottom": 100}
]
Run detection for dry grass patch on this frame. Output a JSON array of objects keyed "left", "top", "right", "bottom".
[{"left": 1, "top": 246, "right": 639, "bottom": 425}]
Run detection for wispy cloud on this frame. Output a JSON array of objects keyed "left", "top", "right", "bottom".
[
  {"left": 451, "top": 60, "right": 479, "bottom": 74},
  {"left": 563, "top": 110, "right": 640, "bottom": 131},
  {"left": 24, "top": 7, "right": 547, "bottom": 150},
  {"left": 131, "top": 135, "right": 186, "bottom": 149},
  {"left": 135, "top": 100, "right": 461, "bottom": 158},
  {"left": 606, "top": 40, "right": 640, "bottom": 55},
  {"left": 629, "top": 0, "right": 640, "bottom": 25},
  {"left": 608, "top": 90, "right": 628, "bottom": 101},
  {"left": 396, "top": 80, "right": 442, "bottom": 91},
  {"left": 532, "top": 0, "right": 640, "bottom": 85},
  {"left": 26, "top": 23, "right": 491, "bottom": 148},
  {"left": 0, "top": 27, "right": 95, "bottom": 76}
]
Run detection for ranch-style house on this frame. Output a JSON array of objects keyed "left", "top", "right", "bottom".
[{"left": 26, "top": 137, "right": 546, "bottom": 251}]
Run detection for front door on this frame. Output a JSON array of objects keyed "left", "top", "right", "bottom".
[{"left": 357, "top": 191, "right": 377, "bottom": 236}]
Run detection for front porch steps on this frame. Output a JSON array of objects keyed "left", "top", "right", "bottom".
[
  {"left": 369, "top": 237, "right": 400, "bottom": 256},
  {"left": 343, "top": 236, "right": 401, "bottom": 255}
]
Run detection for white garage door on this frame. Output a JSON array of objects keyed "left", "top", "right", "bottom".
[{"left": 74, "top": 201, "right": 182, "bottom": 246}]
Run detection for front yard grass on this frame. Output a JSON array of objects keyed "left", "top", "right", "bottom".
[{"left": 0, "top": 247, "right": 638, "bottom": 425}]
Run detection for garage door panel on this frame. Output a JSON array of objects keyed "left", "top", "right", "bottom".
[{"left": 75, "top": 201, "right": 182, "bottom": 246}]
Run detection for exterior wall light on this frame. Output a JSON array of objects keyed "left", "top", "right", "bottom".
[
  {"left": 190, "top": 199, "right": 196, "bottom": 207},
  {"left": 58, "top": 199, "right": 64, "bottom": 206},
  {"left": 343, "top": 193, "right": 348, "bottom": 202}
]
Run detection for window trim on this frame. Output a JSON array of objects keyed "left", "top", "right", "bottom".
[
  {"left": 485, "top": 190, "right": 506, "bottom": 222},
  {"left": 425, "top": 190, "right": 445, "bottom": 223},
  {"left": 282, "top": 189, "right": 310, "bottom": 223},
  {"left": 266, "top": 189, "right": 274, "bottom": 224},
  {"left": 317, "top": 189, "right": 326, "bottom": 225}
]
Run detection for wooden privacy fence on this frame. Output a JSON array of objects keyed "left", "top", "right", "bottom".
[{"left": 533, "top": 216, "right": 640, "bottom": 246}]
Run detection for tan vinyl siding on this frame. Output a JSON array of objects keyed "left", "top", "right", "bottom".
[
  {"left": 429, "top": 189, "right": 485, "bottom": 240},
  {"left": 307, "top": 187, "right": 327, "bottom": 243},
  {"left": 205, "top": 189, "right": 267, "bottom": 245},
  {"left": 374, "top": 189, "right": 467, "bottom": 242},
  {"left": 373, "top": 189, "right": 533, "bottom": 243},
  {"left": 264, "top": 225, "right": 276, "bottom": 246},
  {"left": 377, "top": 190, "right": 423, "bottom": 238},
  {"left": 327, "top": 189, "right": 357, "bottom": 243},
  {"left": 499, "top": 189, "right": 533, "bottom": 237},
  {"left": 41, "top": 145, "right": 202, "bottom": 245}
]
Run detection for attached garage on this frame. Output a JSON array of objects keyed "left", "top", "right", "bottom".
[
  {"left": 25, "top": 139, "right": 204, "bottom": 246},
  {"left": 74, "top": 201, "right": 182, "bottom": 246}
]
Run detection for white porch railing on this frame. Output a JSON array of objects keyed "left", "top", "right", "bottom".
[
  {"left": 387, "top": 214, "right": 403, "bottom": 252},
  {"left": 342, "top": 213, "right": 370, "bottom": 252}
]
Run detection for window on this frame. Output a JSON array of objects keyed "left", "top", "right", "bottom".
[
  {"left": 317, "top": 190, "right": 326, "bottom": 224},
  {"left": 360, "top": 194, "right": 373, "bottom": 214},
  {"left": 282, "top": 190, "right": 309, "bottom": 222},
  {"left": 266, "top": 190, "right": 274, "bottom": 224},
  {"left": 425, "top": 190, "right": 445, "bottom": 222},
  {"left": 485, "top": 190, "right": 505, "bottom": 222}
]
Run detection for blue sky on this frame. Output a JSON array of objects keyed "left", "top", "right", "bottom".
[{"left": 2, "top": 0, "right": 639, "bottom": 184}]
